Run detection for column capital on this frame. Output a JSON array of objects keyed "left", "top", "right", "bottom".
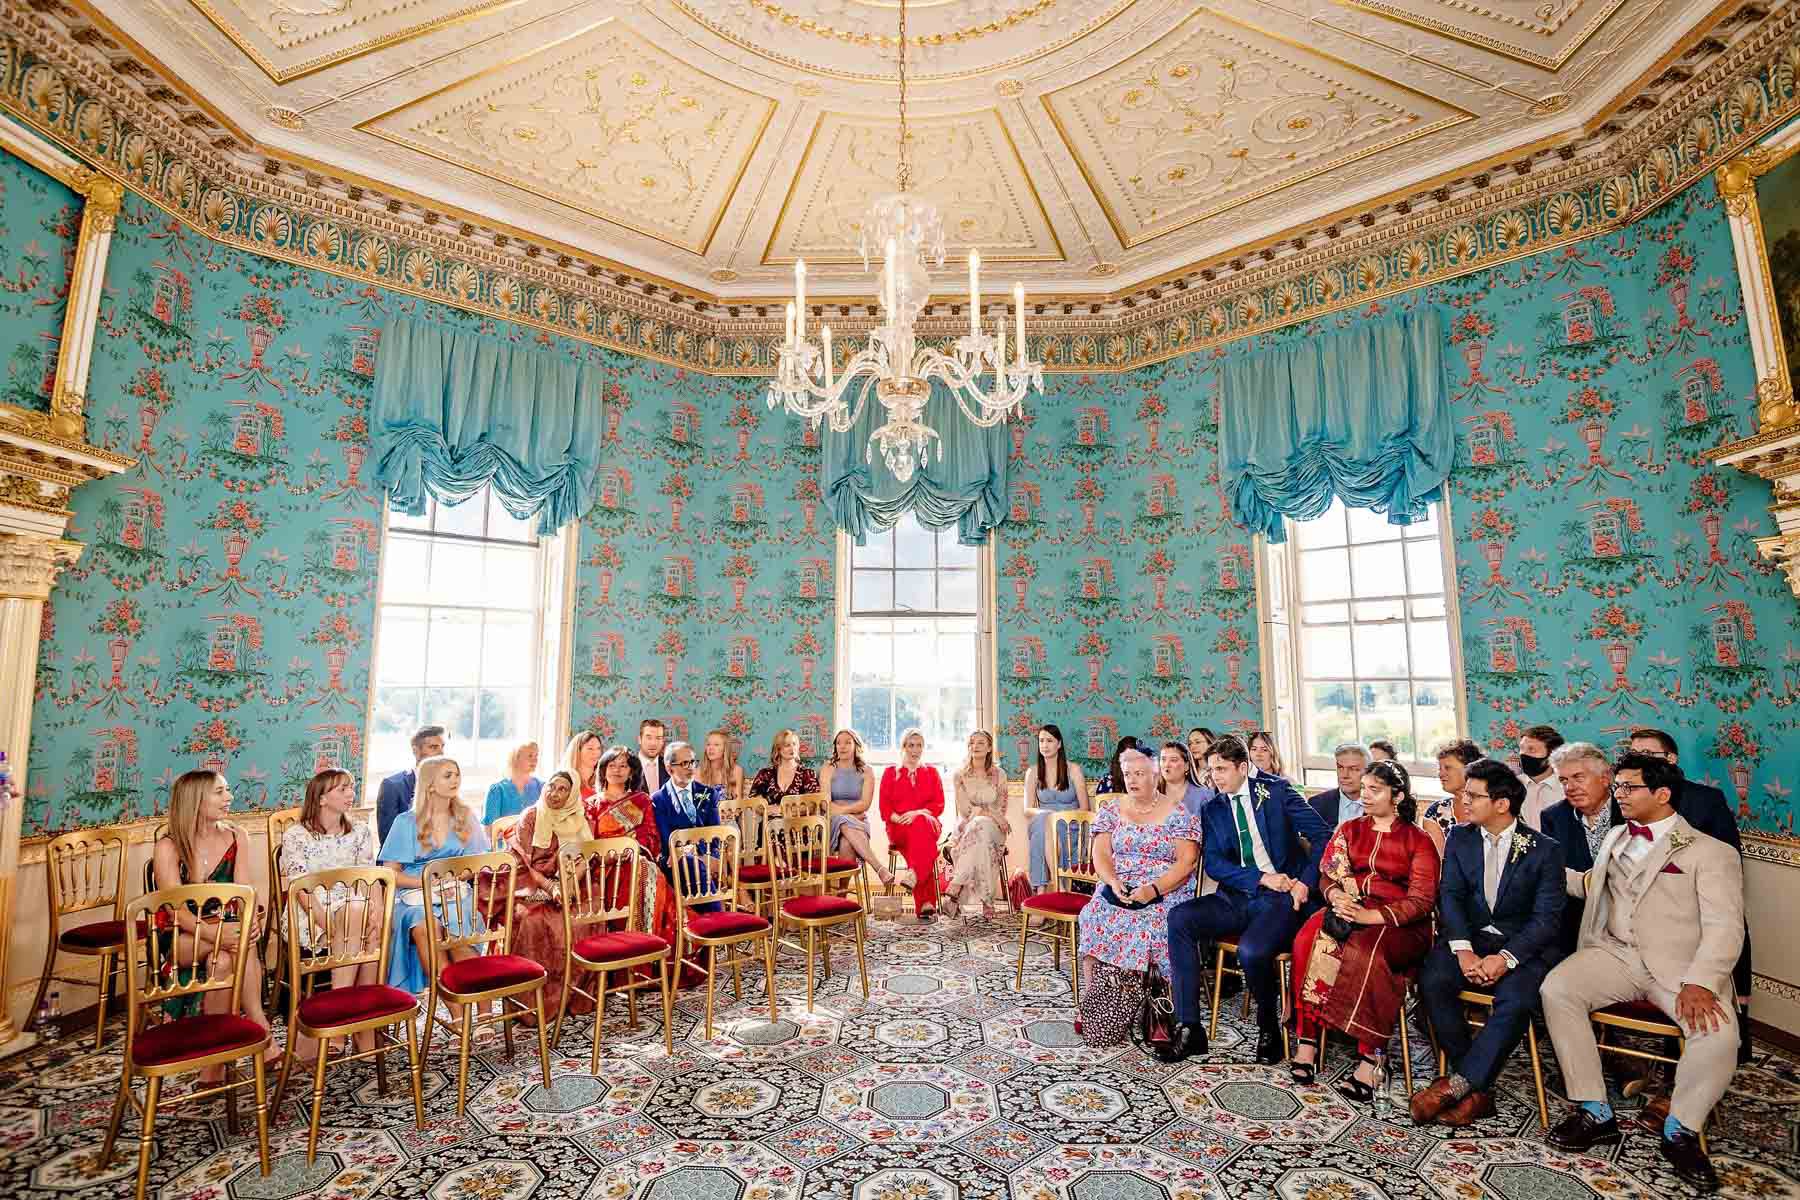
[{"left": 0, "top": 533, "right": 82, "bottom": 601}]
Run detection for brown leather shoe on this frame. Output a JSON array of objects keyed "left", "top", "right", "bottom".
[
  {"left": 1410, "top": 1076, "right": 1459, "bottom": 1124},
  {"left": 1438, "top": 1089, "right": 1495, "bottom": 1127}
]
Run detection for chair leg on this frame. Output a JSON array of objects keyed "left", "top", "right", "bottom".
[
  {"left": 730, "top": 944, "right": 744, "bottom": 1002},
  {"left": 1526, "top": 1022, "right": 1549, "bottom": 1130},
  {"left": 26, "top": 941, "right": 54, "bottom": 1038},
  {"left": 503, "top": 994, "right": 516, "bottom": 1062},
  {"left": 133, "top": 1076, "right": 160, "bottom": 1200},
  {"left": 456, "top": 1004, "right": 473, "bottom": 1118},
  {"left": 1208, "top": 947, "right": 1226, "bottom": 1042},
  {"left": 251, "top": 1052, "right": 271, "bottom": 1177},
  {"left": 1070, "top": 925, "right": 1081, "bottom": 1005},
  {"left": 374, "top": 1031, "right": 391, "bottom": 1098},
  {"left": 1397, "top": 1006, "right": 1415, "bottom": 1097},
  {"left": 306, "top": 1041, "right": 329, "bottom": 1163},
  {"left": 591, "top": 972, "right": 609, "bottom": 1076},
  {"left": 805, "top": 927, "right": 817, "bottom": 1013},
  {"left": 854, "top": 916, "right": 870, "bottom": 999},
  {"left": 94, "top": 950, "right": 113, "bottom": 1052},
  {"left": 533, "top": 990, "right": 552, "bottom": 1089},
  {"left": 626, "top": 965, "right": 640, "bottom": 1028},
  {"left": 100, "top": 1066, "right": 130, "bottom": 1167},
  {"left": 703, "top": 947, "right": 717, "bottom": 1041},
  {"left": 224, "top": 1062, "right": 240, "bottom": 1137},
  {"left": 404, "top": 1016, "right": 426, "bottom": 1129},
  {"left": 1014, "top": 913, "right": 1031, "bottom": 989},
  {"left": 1279, "top": 957, "right": 1292, "bottom": 1062},
  {"left": 765, "top": 934, "right": 778, "bottom": 1024},
  {"left": 659, "top": 957, "right": 674, "bottom": 1054},
  {"left": 553, "top": 956, "right": 576, "bottom": 1054}
]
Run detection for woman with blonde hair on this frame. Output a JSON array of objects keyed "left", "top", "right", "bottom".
[
  {"left": 379, "top": 755, "right": 489, "bottom": 993},
  {"left": 565, "top": 730, "right": 606, "bottom": 805},
  {"left": 748, "top": 727, "right": 818, "bottom": 804},
  {"left": 819, "top": 728, "right": 892, "bottom": 887},
  {"left": 484, "top": 741, "right": 543, "bottom": 829},
  {"left": 943, "top": 730, "right": 1010, "bottom": 920},
  {"left": 152, "top": 770, "right": 278, "bottom": 1075},
  {"left": 696, "top": 729, "right": 745, "bottom": 803},
  {"left": 280, "top": 768, "right": 378, "bottom": 1060},
  {"left": 880, "top": 729, "right": 945, "bottom": 920}
]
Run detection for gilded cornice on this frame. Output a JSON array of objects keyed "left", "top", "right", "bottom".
[{"left": 0, "top": 1, "right": 1795, "bottom": 375}]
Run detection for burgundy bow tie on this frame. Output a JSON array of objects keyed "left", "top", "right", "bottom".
[{"left": 1626, "top": 822, "right": 1654, "bottom": 841}]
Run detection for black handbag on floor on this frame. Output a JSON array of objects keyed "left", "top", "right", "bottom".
[{"left": 1133, "top": 961, "right": 1176, "bottom": 1054}]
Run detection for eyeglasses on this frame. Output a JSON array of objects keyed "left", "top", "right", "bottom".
[
  {"left": 670, "top": 757, "right": 697, "bottom": 768},
  {"left": 1609, "top": 782, "right": 1650, "bottom": 797}
]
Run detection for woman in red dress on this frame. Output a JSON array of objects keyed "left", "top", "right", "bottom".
[
  {"left": 880, "top": 729, "right": 945, "bottom": 920},
  {"left": 1289, "top": 759, "right": 1440, "bottom": 1099}
]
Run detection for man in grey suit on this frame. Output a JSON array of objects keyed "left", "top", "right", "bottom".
[{"left": 1540, "top": 752, "right": 1744, "bottom": 1192}]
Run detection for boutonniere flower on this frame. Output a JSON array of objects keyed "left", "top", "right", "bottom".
[
  {"left": 1509, "top": 831, "right": 1535, "bottom": 865},
  {"left": 1252, "top": 782, "right": 1270, "bottom": 809},
  {"left": 1667, "top": 830, "right": 1693, "bottom": 854}
]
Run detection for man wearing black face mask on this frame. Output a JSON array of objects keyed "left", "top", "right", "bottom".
[{"left": 1515, "top": 723, "right": 1565, "bottom": 832}]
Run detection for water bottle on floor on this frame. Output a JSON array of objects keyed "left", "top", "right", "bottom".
[
  {"left": 38, "top": 990, "right": 61, "bottom": 1045},
  {"left": 1370, "top": 1050, "right": 1391, "bottom": 1119}
]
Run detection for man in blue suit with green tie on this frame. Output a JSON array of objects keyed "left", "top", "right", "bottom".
[{"left": 1159, "top": 734, "right": 1331, "bottom": 1065}]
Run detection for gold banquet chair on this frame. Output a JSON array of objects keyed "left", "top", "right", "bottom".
[
  {"left": 32, "top": 825, "right": 132, "bottom": 1051},
  {"left": 1015, "top": 808, "right": 1096, "bottom": 1002},
  {"left": 556, "top": 836, "right": 675, "bottom": 1070},
  {"left": 669, "top": 824, "right": 779, "bottom": 1040}
]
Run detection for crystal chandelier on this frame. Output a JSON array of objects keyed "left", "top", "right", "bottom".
[{"left": 766, "top": 0, "right": 1042, "bottom": 483}]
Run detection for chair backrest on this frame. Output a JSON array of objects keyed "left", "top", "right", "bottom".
[
  {"left": 490, "top": 813, "right": 524, "bottom": 852},
  {"left": 45, "top": 826, "right": 130, "bottom": 925},
  {"left": 559, "top": 837, "right": 643, "bottom": 941},
  {"left": 770, "top": 814, "right": 830, "bottom": 897},
  {"left": 669, "top": 825, "right": 740, "bottom": 909},
  {"left": 420, "top": 851, "right": 517, "bottom": 966},
  {"left": 780, "top": 791, "right": 824, "bottom": 820},
  {"left": 285, "top": 867, "right": 397, "bottom": 1003},
  {"left": 122, "top": 883, "right": 256, "bottom": 1028},
  {"left": 1049, "top": 808, "right": 1099, "bottom": 890},
  {"left": 266, "top": 807, "right": 302, "bottom": 934},
  {"left": 717, "top": 796, "right": 766, "bottom": 863}
]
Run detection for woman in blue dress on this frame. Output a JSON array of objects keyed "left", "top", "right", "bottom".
[
  {"left": 818, "top": 728, "right": 893, "bottom": 887},
  {"left": 483, "top": 741, "right": 542, "bottom": 832},
  {"left": 380, "top": 755, "right": 490, "bottom": 993},
  {"left": 1022, "top": 724, "right": 1089, "bottom": 890}
]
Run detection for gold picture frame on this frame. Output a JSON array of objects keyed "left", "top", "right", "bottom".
[{"left": 1715, "top": 129, "right": 1800, "bottom": 433}]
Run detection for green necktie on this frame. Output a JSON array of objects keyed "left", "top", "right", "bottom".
[{"left": 1233, "top": 792, "right": 1257, "bottom": 866}]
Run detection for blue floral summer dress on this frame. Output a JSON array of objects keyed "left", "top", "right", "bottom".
[{"left": 1076, "top": 802, "right": 1201, "bottom": 974}]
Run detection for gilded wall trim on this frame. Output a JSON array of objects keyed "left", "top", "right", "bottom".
[{"left": 0, "top": 2, "right": 1795, "bottom": 376}]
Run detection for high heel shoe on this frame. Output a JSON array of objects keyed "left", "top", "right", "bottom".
[{"left": 1335, "top": 1053, "right": 1381, "bottom": 1102}]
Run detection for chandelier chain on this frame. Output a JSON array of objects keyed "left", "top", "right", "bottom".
[{"left": 896, "top": 0, "right": 910, "bottom": 194}]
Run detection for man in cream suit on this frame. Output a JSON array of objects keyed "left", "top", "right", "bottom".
[{"left": 1540, "top": 752, "right": 1743, "bottom": 1192}]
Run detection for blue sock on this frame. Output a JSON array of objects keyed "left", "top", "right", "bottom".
[
  {"left": 1580, "top": 1100, "right": 1614, "bottom": 1122},
  {"left": 1663, "top": 1115, "right": 1693, "bottom": 1139}
]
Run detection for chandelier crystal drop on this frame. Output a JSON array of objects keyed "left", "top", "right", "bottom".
[{"left": 766, "top": 0, "right": 1042, "bottom": 483}]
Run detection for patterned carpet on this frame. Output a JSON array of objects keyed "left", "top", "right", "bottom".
[{"left": 2, "top": 907, "right": 1797, "bottom": 1200}]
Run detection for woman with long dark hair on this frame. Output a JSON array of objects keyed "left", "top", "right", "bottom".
[{"left": 1021, "top": 724, "right": 1089, "bottom": 890}]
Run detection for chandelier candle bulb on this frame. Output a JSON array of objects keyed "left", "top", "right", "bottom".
[
  {"left": 969, "top": 251, "right": 980, "bottom": 339},
  {"left": 795, "top": 259, "right": 806, "bottom": 341},
  {"left": 1014, "top": 283, "right": 1025, "bottom": 365}
]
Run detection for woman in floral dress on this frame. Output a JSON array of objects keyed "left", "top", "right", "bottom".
[{"left": 1078, "top": 746, "right": 1202, "bottom": 981}]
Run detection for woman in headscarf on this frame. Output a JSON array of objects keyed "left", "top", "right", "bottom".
[{"left": 486, "top": 770, "right": 597, "bottom": 1021}]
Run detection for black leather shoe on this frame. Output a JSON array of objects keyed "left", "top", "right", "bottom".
[
  {"left": 1660, "top": 1130, "right": 1719, "bottom": 1192},
  {"left": 1545, "top": 1108, "right": 1623, "bottom": 1152},
  {"left": 1153, "top": 1022, "right": 1208, "bottom": 1063},
  {"left": 1254, "top": 1024, "right": 1283, "bottom": 1066}
]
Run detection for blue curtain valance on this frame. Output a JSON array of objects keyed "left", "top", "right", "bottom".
[
  {"left": 821, "top": 383, "right": 1011, "bottom": 546},
  {"left": 1219, "top": 308, "right": 1455, "bottom": 543},
  {"left": 372, "top": 318, "right": 607, "bottom": 535}
]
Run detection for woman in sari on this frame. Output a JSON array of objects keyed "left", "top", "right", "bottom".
[
  {"left": 1288, "top": 759, "right": 1440, "bottom": 1098},
  {"left": 585, "top": 743, "right": 679, "bottom": 974},
  {"left": 488, "top": 771, "right": 596, "bottom": 1021}
]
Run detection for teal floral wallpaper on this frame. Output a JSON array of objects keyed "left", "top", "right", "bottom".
[{"left": 0, "top": 149, "right": 76, "bottom": 412}]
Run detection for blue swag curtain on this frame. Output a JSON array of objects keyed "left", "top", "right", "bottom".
[
  {"left": 1219, "top": 308, "right": 1455, "bottom": 543},
  {"left": 821, "top": 382, "right": 1011, "bottom": 545},
  {"left": 372, "top": 318, "right": 607, "bottom": 535}
]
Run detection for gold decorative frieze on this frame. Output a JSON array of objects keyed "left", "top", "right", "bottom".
[
  {"left": 360, "top": 21, "right": 777, "bottom": 256},
  {"left": 766, "top": 108, "right": 1062, "bottom": 265},
  {"left": 1042, "top": 9, "right": 1474, "bottom": 250}
]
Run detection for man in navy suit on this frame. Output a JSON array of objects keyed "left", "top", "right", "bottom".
[
  {"left": 631, "top": 718, "right": 671, "bottom": 798},
  {"left": 1306, "top": 742, "right": 1369, "bottom": 830},
  {"left": 1627, "top": 727, "right": 1751, "bottom": 1064},
  {"left": 1160, "top": 734, "right": 1331, "bottom": 1064},
  {"left": 648, "top": 741, "right": 721, "bottom": 910},
  {"left": 375, "top": 724, "right": 444, "bottom": 846},
  {"left": 1415, "top": 759, "right": 1566, "bottom": 1126}
]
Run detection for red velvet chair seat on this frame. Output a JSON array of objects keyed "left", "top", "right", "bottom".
[
  {"left": 737, "top": 863, "right": 784, "bottom": 884},
  {"left": 440, "top": 954, "right": 546, "bottom": 995},
  {"left": 134, "top": 1014, "right": 267, "bottom": 1067},
  {"left": 1021, "top": 891, "right": 1089, "bottom": 916},
  {"left": 573, "top": 931, "right": 669, "bottom": 962},
  {"left": 60, "top": 920, "right": 126, "bottom": 950},
  {"left": 298, "top": 984, "right": 418, "bottom": 1029},
  {"left": 686, "top": 911, "right": 770, "bottom": 939},
  {"left": 782, "top": 894, "right": 861, "bottom": 919},
  {"left": 824, "top": 856, "right": 859, "bottom": 873}
]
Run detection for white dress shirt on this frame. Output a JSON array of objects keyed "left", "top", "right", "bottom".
[
  {"left": 1517, "top": 771, "right": 1564, "bottom": 831},
  {"left": 1450, "top": 819, "right": 1518, "bottom": 962},
  {"left": 1228, "top": 779, "right": 1276, "bottom": 874},
  {"left": 1614, "top": 811, "right": 1680, "bottom": 865}
]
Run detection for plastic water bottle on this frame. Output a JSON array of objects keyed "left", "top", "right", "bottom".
[
  {"left": 1370, "top": 1050, "right": 1391, "bottom": 1119},
  {"left": 38, "top": 990, "right": 61, "bottom": 1044}
]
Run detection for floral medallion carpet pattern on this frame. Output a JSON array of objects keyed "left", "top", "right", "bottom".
[{"left": 0, "top": 912, "right": 1795, "bottom": 1199}]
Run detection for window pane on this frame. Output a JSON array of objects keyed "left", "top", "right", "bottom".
[
  {"left": 481, "top": 545, "right": 538, "bottom": 609},
  {"left": 1406, "top": 539, "right": 1445, "bottom": 595},
  {"left": 894, "top": 571, "right": 934, "bottom": 613},
  {"left": 852, "top": 688, "right": 894, "bottom": 750},
  {"left": 1414, "top": 682, "right": 1457, "bottom": 754},
  {"left": 1294, "top": 506, "right": 1346, "bottom": 549},
  {"left": 388, "top": 504, "right": 431, "bottom": 531},
  {"left": 1406, "top": 506, "right": 1439, "bottom": 537},
  {"left": 938, "top": 630, "right": 977, "bottom": 684},
  {"left": 1304, "top": 682, "right": 1356, "bottom": 756},
  {"left": 894, "top": 622, "right": 935, "bottom": 684},
  {"left": 485, "top": 502, "right": 537, "bottom": 545},
  {"left": 1409, "top": 619, "right": 1452, "bottom": 678},
  {"left": 1354, "top": 599, "right": 1403, "bottom": 622},
  {"left": 1346, "top": 504, "right": 1400, "bottom": 545},
  {"left": 428, "top": 539, "right": 483, "bottom": 598},
  {"left": 1411, "top": 596, "right": 1446, "bottom": 619},
  {"left": 1300, "top": 548, "right": 1350, "bottom": 600},
  {"left": 1301, "top": 626, "right": 1353, "bottom": 677},
  {"left": 436, "top": 493, "right": 487, "bottom": 538},
  {"left": 1350, "top": 542, "right": 1405, "bottom": 596},
  {"left": 1356, "top": 681, "right": 1412, "bottom": 753},
  {"left": 377, "top": 609, "right": 428, "bottom": 684},
  {"left": 895, "top": 515, "right": 934, "bottom": 567},
  {"left": 853, "top": 570, "right": 892, "bottom": 611},
  {"left": 426, "top": 611, "right": 482, "bottom": 684},
  {"left": 893, "top": 688, "right": 927, "bottom": 743},
  {"left": 370, "top": 686, "right": 423, "bottom": 766},
  {"left": 1352, "top": 623, "right": 1408, "bottom": 678},
  {"left": 852, "top": 532, "right": 893, "bottom": 568},
  {"left": 1302, "top": 602, "right": 1348, "bottom": 625},
  {"left": 939, "top": 569, "right": 977, "bottom": 613},
  {"left": 423, "top": 686, "right": 476, "bottom": 740},
  {"left": 477, "top": 687, "right": 527, "bottom": 746},
  {"left": 482, "top": 612, "right": 534, "bottom": 687},
  {"left": 381, "top": 537, "right": 430, "bottom": 604},
  {"left": 939, "top": 534, "right": 976, "bottom": 567},
  {"left": 849, "top": 625, "right": 891, "bottom": 684}
]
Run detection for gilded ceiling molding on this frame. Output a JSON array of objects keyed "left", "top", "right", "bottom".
[{"left": 0, "top": 2, "right": 1795, "bottom": 377}]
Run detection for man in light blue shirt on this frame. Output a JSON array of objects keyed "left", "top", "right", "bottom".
[{"left": 1307, "top": 742, "right": 1368, "bottom": 828}]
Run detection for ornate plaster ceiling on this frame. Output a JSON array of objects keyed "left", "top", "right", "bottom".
[{"left": 82, "top": 0, "right": 1732, "bottom": 298}]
